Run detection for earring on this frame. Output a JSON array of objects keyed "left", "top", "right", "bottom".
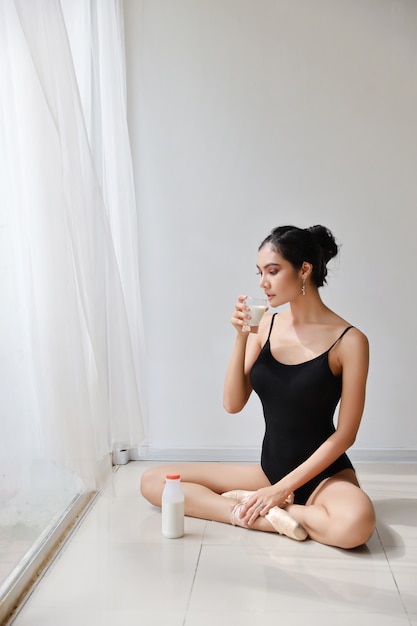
[{"left": 302, "top": 278, "right": 306, "bottom": 296}]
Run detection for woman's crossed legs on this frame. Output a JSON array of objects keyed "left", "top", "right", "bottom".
[{"left": 140, "top": 463, "right": 375, "bottom": 548}]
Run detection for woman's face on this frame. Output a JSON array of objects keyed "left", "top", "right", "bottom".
[{"left": 257, "top": 243, "right": 302, "bottom": 307}]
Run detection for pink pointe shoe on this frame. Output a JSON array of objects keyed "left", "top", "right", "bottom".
[
  {"left": 265, "top": 507, "right": 307, "bottom": 541},
  {"left": 221, "top": 489, "right": 256, "bottom": 501},
  {"left": 230, "top": 500, "right": 307, "bottom": 542},
  {"left": 222, "top": 490, "right": 295, "bottom": 505}
]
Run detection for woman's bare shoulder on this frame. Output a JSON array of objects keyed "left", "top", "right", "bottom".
[
  {"left": 338, "top": 323, "right": 369, "bottom": 359},
  {"left": 323, "top": 310, "right": 369, "bottom": 356},
  {"left": 343, "top": 325, "right": 369, "bottom": 348}
]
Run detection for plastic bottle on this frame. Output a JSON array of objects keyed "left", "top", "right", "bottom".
[{"left": 161, "top": 473, "right": 184, "bottom": 538}]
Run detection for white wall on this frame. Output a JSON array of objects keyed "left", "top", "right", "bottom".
[{"left": 123, "top": 0, "right": 417, "bottom": 459}]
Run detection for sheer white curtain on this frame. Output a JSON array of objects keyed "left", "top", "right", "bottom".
[{"left": 0, "top": 0, "right": 145, "bottom": 497}]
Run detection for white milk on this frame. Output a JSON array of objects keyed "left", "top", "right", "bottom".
[
  {"left": 162, "top": 501, "right": 184, "bottom": 538},
  {"left": 247, "top": 305, "right": 266, "bottom": 326}
]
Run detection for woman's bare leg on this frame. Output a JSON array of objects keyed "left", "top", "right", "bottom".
[
  {"left": 284, "top": 470, "right": 376, "bottom": 549},
  {"left": 141, "top": 464, "right": 374, "bottom": 546},
  {"left": 140, "top": 462, "right": 275, "bottom": 531}
]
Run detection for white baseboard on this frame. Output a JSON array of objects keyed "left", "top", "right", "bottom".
[
  {"left": 116, "top": 446, "right": 417, "bottom": 464},
  {"left": 136, "top": 446, "right": 261, "bottom": 462},
  {"left": 348, "top": 449, "right": 417, "bottom": 463}
]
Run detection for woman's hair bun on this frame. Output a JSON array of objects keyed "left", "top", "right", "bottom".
[
  {"left": 307, "top": 225, "right": 338, "bottom": 264},
  {"left": 259, "top": 224, "right": 339, "bottom": 287}
]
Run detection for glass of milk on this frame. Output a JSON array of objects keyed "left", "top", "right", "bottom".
[{"left": 243, "top": 296, "right": 267, "bottom": 332}]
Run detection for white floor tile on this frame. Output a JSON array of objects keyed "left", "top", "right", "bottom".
[
  {"left": 374, "top": 498, "right": 417, "bottom": 547},
  {"left": 13, "top": 607, "right": 185, "bottom": 626},
  {"left": 28, "top": 541, "right": 201, "bottom": 611},
  {"left": 7, "top": 461, "right": 416, "bottom": 625},
  {"left": 386, "top": 546, "right": 417, "bottom": 613},
  {"left": 188, "top": 545, "right": 404, "bottom": 614},
  {"left": 356, "top": 463, "right": 417, "bottom": 500},
  {"left": 72, "top": 493, "right": 206, "bottom": 545},
  {"left": 185, "top": 611, "right": 412, "bottom": 626}
]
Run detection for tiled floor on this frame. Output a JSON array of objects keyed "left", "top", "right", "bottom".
[{"left": 10, "top": 461, "right": 417, "bottom": 625}]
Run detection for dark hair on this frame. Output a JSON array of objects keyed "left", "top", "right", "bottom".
[{"left": 258, "top": 225, "right": 338, "bottom": 287}]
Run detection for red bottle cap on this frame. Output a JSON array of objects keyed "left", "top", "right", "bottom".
[{"left": 165, "top": 473, "right": 181, "bottom": 480}]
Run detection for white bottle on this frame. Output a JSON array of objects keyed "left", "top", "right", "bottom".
[{"left": 162, "top": 473, "right": 184, "bottom": 538}]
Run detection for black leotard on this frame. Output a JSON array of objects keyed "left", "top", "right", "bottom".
[{"left": 250, "top": 313, "right": 355, "bottom": 505}]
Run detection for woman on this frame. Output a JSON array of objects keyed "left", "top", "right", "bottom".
[{"left": 141, "top": 225, "right": 376, "bottom": 549}]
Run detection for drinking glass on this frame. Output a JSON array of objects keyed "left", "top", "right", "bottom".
[{"left": 242, "top": 296, "right": 267, "bottom": 332}]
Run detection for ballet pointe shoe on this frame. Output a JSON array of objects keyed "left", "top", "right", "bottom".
[
  {"left": 229, "top": 500, "right": 307, "bottom": 541},
  {"left": 221, "top": 489, "right": 255, "bottom": 501},
  {"left": 265, "top": 507, "right": 308, "bottom": 541},
  {"left": 230, "top": 501, "right": 250, "bottom": 528},
  {"left": 222, "top": 490, "right": 295, "bottom": 505}
]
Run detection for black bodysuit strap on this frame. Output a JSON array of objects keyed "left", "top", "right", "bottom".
[
  {"left": 266, "top": 313, "right": 277, "bottom": 341},
  {"left": 328, "top": 326, "right": 354, "bottom": 352}
]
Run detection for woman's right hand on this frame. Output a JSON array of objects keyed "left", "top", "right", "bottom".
[
  {"left": 231, "top": 294, "right": 250, "bottom": 335},
  {"left": 224, "top": 295, "right": 265, "bottom": 412}
]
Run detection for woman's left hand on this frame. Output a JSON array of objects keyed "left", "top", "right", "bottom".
[{"left": 238, "top": 485, "right": 294, "bottom": 526}]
